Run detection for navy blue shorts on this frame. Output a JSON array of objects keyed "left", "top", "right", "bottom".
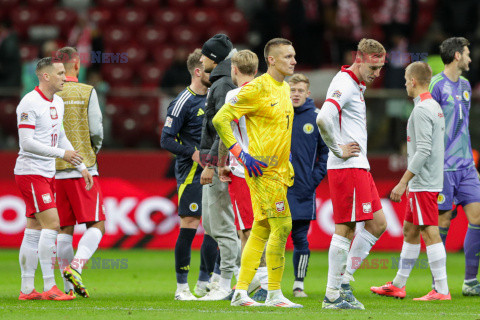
[
  {"left": 438, "top": 166, "right": 480, "bottom": 211},
  {"left": 178, "top": 182, "right": 202, "bottom": 216}
]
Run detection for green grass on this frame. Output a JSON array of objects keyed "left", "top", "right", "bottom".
[{"left": 0, "top": 249, "right": 479, "bottom": 319}]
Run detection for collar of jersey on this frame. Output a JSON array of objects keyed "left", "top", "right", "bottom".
[
  {"left": 34, "top": 86, "right": 53, "bottom": 102},
  {"left": 341, "top": 65, "right": 366, "bottom": 87},
  {"left": 65, "top": 76, "right": 78, "bottom": 82}
]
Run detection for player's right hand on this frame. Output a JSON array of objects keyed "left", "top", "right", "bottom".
[
  {"left": 81, "top": 169, "right": 94, "bottom": 191},
  {"left": 192, "top": 150, "right": 203, "bottom": 167},
  {"left": 339, "top": 142, "right": 360, "bottom": 160},
  {"left": 63, "top": 150, "right": 83, "bottom": 166},
  {"left": 218, "top": 166, "right": 232, "bottom": 183}
]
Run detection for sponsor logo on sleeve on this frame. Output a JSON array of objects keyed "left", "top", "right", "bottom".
[
  {"left": 362, "top": 202, "right": 372, "bottom": 213},
  {"left": 229, "top": 96, "right": 238, "bottom": 105},
  {"left": 42, "top": 193, "right": 52, "bottom": 204},
  {"left": 165, "top": 116, "right": 173, "bottom": 128},
  {"left": 332, "top": 90, "right": 342, "bottom": 99},
  {"left": 275, "top": 201, "right": 285, "bottom": 212},
  {"left": 463, "top": 90, "right": 470, "bottom": 101},
  {"left": 21, "top": 113, "right": 28, "bottom": 122}
]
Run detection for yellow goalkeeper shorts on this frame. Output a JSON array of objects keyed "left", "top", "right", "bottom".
[{"left": 247, "top": 176, "right": 291, "bottom": 221}]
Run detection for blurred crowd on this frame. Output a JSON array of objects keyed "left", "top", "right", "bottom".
[{"left": 0, "top": 0, "right": 479, "bottom": 150}]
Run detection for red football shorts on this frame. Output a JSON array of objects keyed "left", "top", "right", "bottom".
[
  {"left": 228, "top": 173, "right": 254, "bottom": 231},
  {"left": 56, "top": 177, "right": 106, "bottom": 227},
  {"left": 328, "top": 168, "right": 382, "bottom": 224},
  {"left": 15, "top": 175, "right": 56, "bottom": 218},
  {"left": 404, "top": 191, "right": 439, "bottom": 226}
]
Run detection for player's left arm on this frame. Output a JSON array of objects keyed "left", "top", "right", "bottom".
[
  {"left": 391, "top": 107, "right": 433, "bottom": 202},
  {"left": 212, "top": 84, "right": 267, "bottom": 177},
  {"left": 88, "top": 88, "right": 104, "bottom": 154}
]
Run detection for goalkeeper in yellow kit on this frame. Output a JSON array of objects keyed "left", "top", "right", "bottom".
[{"left": 212, "top": 38, "right": 301, "bottom": 308}]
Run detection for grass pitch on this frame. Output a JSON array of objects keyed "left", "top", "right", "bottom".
[{"left": 0, "top": 249, "right": 479, "bottom": 319}]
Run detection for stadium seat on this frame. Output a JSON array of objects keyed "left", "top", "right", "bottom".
[
  {"left": 202, "top": 0, "right": 233, "bottom": 9},
  {"left": 151, "top": 45, "right": 177, "bottom": 68},
  {"left": 116, "top": 8, "right": 148, "bottom": 28},
  {"left": 19, "top": 44, "right": 39, "bottom": 62},
  {"left": 26, "top": 0, "right": 56, "bottom": 8},
  {"left": 152, "top": 8, "right": 183, "bottom": 27},
  {"left": 187, "top": 8, "right": 219, "bottom": 29},
  {"left": 224, "top": 9, "right": 248, "bottom": 30},
  {"left": 207, "top": 24, "right": 244, "bottom": 43},
  {"left": 139, "top": 64, "right": 165, "bottom": 88},
  {"left": 0, "top": 0, "right": 20, "bottom": 9},
  {"left": 168, "top": 0, "right": 196, "bottom": 9},
  {"left": 10, "top": 7, "right": 41, "bottom": 38},
  {"left": 103, "top": 25, "right": 133, "bottom": 48},
  {"left": 97, "top": 0, "right": 127, "bottom": 8},
  {"left": 102, "top": 64, "right": 135, "bottom": 87},
  {"left": 88, "top": 7, "right": 113, "bottom": 28},
  {"left": 45, "top": 7, "right": 77, "bottom": 37},
  {"left": 171, "top": 26, "right": 201, "bottom": 45},
  {"left": 116, "top": 43, "right": 148, "bottom": 66},
  {"left": 138, "top": 26, "right": 168, "bottom": 48},
  {"left": 132, "top": 0, "right": 160, "bottom": 8}
]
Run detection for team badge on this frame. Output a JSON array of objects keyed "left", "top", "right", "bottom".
[
  {"left": 332, "top": 90, "right": 342, "bottom": 99},
  {"left": 189, "top": 203, "right": 199, "bottom": 212},
  {"left": 20, "top": 113, "right": 28, "bottom": 122},
  {"left": 463, "top": 90, "right": 470, "bottom": 101},
  {"left": 275, "top": 201, "right": 285, "bottom": 212},
  {"left": 165, "top": 116, "right": 173, "bottom": 128},
  {"left": 42, "top": 193, "right": 52, "bottom": 204},
  {"left": 437, "top": 193, "right": 445, "bottom": 204},
  {"left": 50, "top": 106, "right": 58, "bottom": 119},
  {"left": 229, "top": 96, "right": 238, "bottom": 105},
  {"left": 303, "top": 123, "right": 314, "bottom": 134},
  {"left": 362, "top": 202, "right": 372, "bottom": 213}
]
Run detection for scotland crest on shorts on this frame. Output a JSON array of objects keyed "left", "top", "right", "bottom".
[
  {"left": 189, "top": 203, "right": 199, "bottom": 212},
  {"left": 437, "top": 193, "right": 445, "bottom": 204}
]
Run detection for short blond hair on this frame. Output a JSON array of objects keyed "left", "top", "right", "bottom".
[
  {"left": 356, "top": 38, "right": 386, "bottom": 63},
  {"left": 264, "top": 38, "right": 292, "bottom": 66},
  {"left": 231, "top": 50, "right": 258, "bottom": 76},
  {"left": 288, "top": 73, "right": 310, "bottom": 89},
  {"left": 187, "top": 49, "right": 203, "bottom": 76},
  {"left": 406, "top": 61, "right": 432, "bottom": 86}
]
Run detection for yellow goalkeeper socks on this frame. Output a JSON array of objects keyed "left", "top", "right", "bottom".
[
  {"left": 266, "top": 216, "right": 292, "bottom": 291},
  {"left": 236, "top": 219, "right": 270, "bottom": 290}
]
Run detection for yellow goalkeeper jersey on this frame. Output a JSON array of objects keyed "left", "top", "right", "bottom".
[{"left": 213, "top": 73, "right": 294, "bottom": 187}]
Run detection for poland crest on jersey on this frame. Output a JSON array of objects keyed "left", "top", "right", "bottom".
[{"left": 50, "top": 106, "right": 58, "bottom": 119}]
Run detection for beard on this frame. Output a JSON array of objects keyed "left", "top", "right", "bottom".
[{"left": 201, "top": 78, "right": 212, "bottom": 88}]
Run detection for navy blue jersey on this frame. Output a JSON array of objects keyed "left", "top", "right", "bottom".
[
  {"left": 161, "top": 87, "right": 206, "bottom": 184},
  {"left": 287, "top": 98, "right": 328, "bottom": 220}
]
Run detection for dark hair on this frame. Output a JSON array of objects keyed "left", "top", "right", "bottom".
[
  {"left": 264, "top": 38, "right": 292, "bottom": 66},
  {"left": 36, "top": 57, "right": 54, "bottom": 74},
  {"left": 56, "top": 46, "right": 78, "bottom": 64},
  {"left": 440, "top": 37, "right": 470, "bottom": 65}
]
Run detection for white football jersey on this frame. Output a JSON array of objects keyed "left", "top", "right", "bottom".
[
  {"left": 225, "top": 87, "right": 249, "bottom": 179},
  {"left": 323, "top": 66, "right": 370, "bottom": 170},
  {"left": 14, "top": 87, "right": 65, "bottom": 178}
]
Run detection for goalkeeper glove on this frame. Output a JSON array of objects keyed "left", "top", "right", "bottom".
[{"left": 229, "top": 142, "right": 268, "bottom": 177}]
